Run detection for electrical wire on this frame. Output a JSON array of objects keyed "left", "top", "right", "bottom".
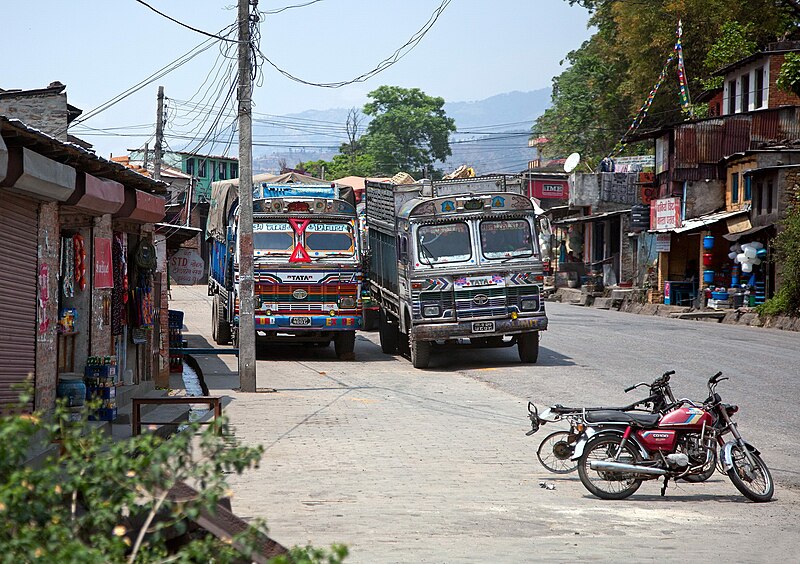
[
  {"left": 134, "top": 0, "right": 238, "bottom": 42},
  {"left": 261, "top": 0, "right": 324, "bottom": 15}
]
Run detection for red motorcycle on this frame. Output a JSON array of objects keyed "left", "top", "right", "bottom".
[{"left": 577, "top": 372, "right": 773, "bottom": 502}]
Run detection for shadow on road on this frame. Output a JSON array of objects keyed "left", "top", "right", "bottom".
[{"left": 426, "top": 344, "right": 576, "bottom": 371}]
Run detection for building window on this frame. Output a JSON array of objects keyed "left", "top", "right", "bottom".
[
  {"left": 744, "top": 175, "right": 752, "bottom": 200},
  {"left": 211, "top": 161, "right": 218, "bottom": 181},
  {"left": 741, "top": 73, "right": 750, "bottom": 112},
  {"left": 230, "top": 163, "right": 239, "bottom": 179},
  {"left": 218, "top": 162, "right": 227, "bottom": 180},
  {"left": 755, "top": 66, "right": 765, "bottom": 108},
  {"left": 728, "top": 79, "right": 737, "bottom": 114},
  {"left": 198, "top": 159, "right": 207, "bottom": 178},
  {"left": 731, "top": 172, "right": 739, "bottom": 203},
  {"left": 185, "top": 158, "right": 195, "bottom": 175}
]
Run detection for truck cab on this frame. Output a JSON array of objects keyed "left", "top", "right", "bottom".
[{"left": 366, "top": 176, "right": 548, "bottom": 368}]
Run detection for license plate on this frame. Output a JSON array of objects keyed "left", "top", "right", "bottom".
[
  {"left": 290, "top": 316, "right": 311, "bottom": 326},
  {"left": 471, "top": 321, "right": 495, "bottom": 333}
]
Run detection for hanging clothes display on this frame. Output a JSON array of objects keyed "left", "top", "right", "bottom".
[
  {"left": 130, "top": 238, "right": 156, "bottom": 329},
  {"left": 73, "top": 233, "right": 87, "bottom": 291},
  {"left": 61, "top": 236, "right": 75, "bottom": 297}
]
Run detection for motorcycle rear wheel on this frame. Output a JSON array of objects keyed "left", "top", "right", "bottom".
[
  {"left": 727, "top": 444, "right": 774, "bottom": 502},
  {"left": 537, "top": 431, "right": 578, "bottom": 474},
  {"left": 578, "top": 435, "right": 643, "bottom": 500}
]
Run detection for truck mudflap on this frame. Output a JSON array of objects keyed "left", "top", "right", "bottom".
[
  {"left": 254, "top": 314, "right": 362, "bottom": 331},
  {"left": 412, "top": 315, "right": 548, "bottom": 341}
]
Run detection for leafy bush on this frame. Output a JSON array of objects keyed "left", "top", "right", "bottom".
[
  {"left": 0, "top": 391, "right": 347, "bottom": 563},
  {"left": 777, "top": 52, "right": 800, "bottom": 98},
  {"left": 757, "top": 192, "right": 800, "bottom": 316}
]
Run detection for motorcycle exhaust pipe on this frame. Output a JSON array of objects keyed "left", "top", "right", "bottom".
[{"left": 590, "top": 461, "right": 668, "bottom": 476}]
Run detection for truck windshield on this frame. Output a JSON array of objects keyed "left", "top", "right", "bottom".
[
  {"left": 253, "top": 222, "right": 293, "bottom": 255},
  {"left": 418, "top": 222, "right": 471, "bottom": 264},
  {"left": 305, "top": 222, "right": 355, "bottom": 256},
  {"left": 480, "top": 219, "right": 534, "bottom": 259}
]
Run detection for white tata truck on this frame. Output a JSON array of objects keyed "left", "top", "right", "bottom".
[{"left": 364, "top": 175, "right": 548, "bottom": 368}]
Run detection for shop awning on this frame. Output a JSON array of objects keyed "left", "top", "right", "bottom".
[
  {"left": 114, "top": 187, "right": 165, "bottom": 223},
  {"left": 155, "top": 223, "right": 202, "bottom": 249},
  {"left": 723, "top": 223, "right": 772, "bottom": 241},
  {"left": 64, "top": 173, "right": 125, "bottom": 215},
  {"left": 0, "top": 146, "right": 75, "bottom": 201},
  {"left": 649, "top": 209, "right": 748, "bottom": 234},
  {"left": 552, "top": 208, "right": 630, "bottom": 225}
]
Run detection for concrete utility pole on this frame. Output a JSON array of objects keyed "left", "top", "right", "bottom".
[
  {"left": 237, "top": 0, "right": 256, "bottom": 392},
  {"left": 154, "top": 86, "right": 164, "bottom": 181}
]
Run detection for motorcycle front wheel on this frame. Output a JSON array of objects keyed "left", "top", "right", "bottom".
[
  {"left": 727, "top": 444, "right": 774, "bottom": 502},
  {"left": 537, "top": 431, "right": 578, "bottom": 474},
  {"left": 578, "top": 435, "right": 642, "bottom": 500}
]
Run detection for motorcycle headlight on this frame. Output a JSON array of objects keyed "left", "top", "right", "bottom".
[
  {"left": 422, "top": 305, "right": 440, "bottom": 317},
  {"left": 339, "top": 296, "right": 356, "bottom": 309},
  {"left": 521, "top": 298, "right": 539, "bottom": 311}
]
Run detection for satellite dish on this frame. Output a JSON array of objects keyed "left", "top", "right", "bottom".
[{"left": 564, "top": 152, "right": 581, "bottom": 173}]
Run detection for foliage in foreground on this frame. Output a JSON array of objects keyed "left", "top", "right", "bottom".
[
  {"left": 0, "top": 391, "right": 347, "bottom": 563},
  {"left": 757, "top": 193, "right": 800, "bottom": 316}
]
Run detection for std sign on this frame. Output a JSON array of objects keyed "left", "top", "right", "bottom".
[{"left": 169, "top": 249, "right": 205, "bottom": 285}]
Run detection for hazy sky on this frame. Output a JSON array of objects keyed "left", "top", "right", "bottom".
[{"left": 3, "top": 0, "right": 592, "bottom": 158}]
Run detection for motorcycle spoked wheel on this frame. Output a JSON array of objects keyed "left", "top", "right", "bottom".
[
  {"left": 578, "top": 435, "right": 643, "bottom": 500},
  {"left": 727, "top": 444, "right": 774, "bottom": 502},
  {"left": 537, "top": 431, "right": 578, "bottom": 474}
]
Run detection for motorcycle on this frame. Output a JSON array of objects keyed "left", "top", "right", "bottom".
[
  {"left": 527, "top": 371, "right": 679, "bottom": 474},
  {"left": 577, "top": 372, "right": 773, "bottom": 502}
]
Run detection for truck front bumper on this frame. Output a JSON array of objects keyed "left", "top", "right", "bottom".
[
  {"left": 253, "top": 314, "right": 361, "bottom": 332},
  {"left": 412, "top": 315, "right": 548, "bottom": 341}
]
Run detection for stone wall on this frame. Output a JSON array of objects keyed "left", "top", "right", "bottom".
[
  {"left": 0, "top": 92, "right": 70, "bottom": 142},
  {"left": 35, "top": 202, "right": 60, "bottom": 410}
]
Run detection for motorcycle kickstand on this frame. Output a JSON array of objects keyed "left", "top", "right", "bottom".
[{"left": 660, "top": 477, "right": 669, "bottom": 497}]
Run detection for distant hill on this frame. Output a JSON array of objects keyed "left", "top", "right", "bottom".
[{"left": 252, "top": 88, "right": 551, "bottom": 175}]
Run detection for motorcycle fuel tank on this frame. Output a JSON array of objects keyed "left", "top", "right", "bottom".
[
  {"left": 658, "top": 407, "right": 713, "bottom": 431},
  {"left": 636, "top": 429, "right": 678, "bottom": 451}
]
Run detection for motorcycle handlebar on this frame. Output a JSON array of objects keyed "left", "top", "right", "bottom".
[{"left": 624, "top": 382, "right": 647, "bottom": 393}]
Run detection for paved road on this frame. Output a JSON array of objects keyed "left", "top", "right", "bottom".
[{"left": 171, "top": 286, "right": 800, "bottom": 563}]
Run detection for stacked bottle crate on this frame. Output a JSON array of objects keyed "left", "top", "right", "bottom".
[
  {"left": 169, "top": 310, "right": 184, "bottom": 373},
  {"left": 84, "top": 356, "right": 117, "bottom": 421}
]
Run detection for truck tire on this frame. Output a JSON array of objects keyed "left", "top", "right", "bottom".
[
  {"left": 518, "top": 331, "right": 540, "bottom": 363},
  {"left": 334, "top": 331, "right": 356, "bottom": 360},
  {"left": 378, "top": 310, "right": 399, "bottom": 354},
  {"left": 410, "top": 337, "right": 431, "bottom": 369},
  {"left": 213, "top": 294, "right": 231, "bottom": 345}
]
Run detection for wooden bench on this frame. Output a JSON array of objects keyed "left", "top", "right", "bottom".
[{"left": 132, "top": 396, "right": 223, "bottom": 436}]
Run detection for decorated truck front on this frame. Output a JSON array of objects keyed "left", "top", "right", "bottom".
[
  {"left": 209, "top": 182, "right": 362, "bottom": 359},
  {"left": 365, "top": 176, "right": 548, "bottom": 368}
]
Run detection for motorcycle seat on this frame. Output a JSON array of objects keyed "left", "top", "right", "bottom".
[{"left": 584, "top": 410, "right": 660, "bottom": 427}]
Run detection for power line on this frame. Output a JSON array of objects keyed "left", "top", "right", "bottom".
[
  {"left": 261, "top": 0, "right": 324, "bottom": 15},
  {"left": 134, "top": 0, "right": 238, "bottom": 42}
]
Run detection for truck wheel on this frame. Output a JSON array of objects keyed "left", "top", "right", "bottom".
[
  {"left": 518, "top": 331, "right": 540, "bottom": 363},
  {"left": 378, "top": 310, "right": 399, "bottom": 354},
  {"left": 213, "top": 294, "right": 231, "bottom": 345},
  {"left": 334, "top": 331, "right": 356, "bottom": 360},
  {"left": 410, "top": 337, "right": 431, "bottom": 369}
]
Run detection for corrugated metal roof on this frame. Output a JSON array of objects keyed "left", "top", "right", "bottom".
[
  {"left": 649, "top": 208, "right": 748, "bottom": 234},
  {"left": 553, "top": 209, "right": 630, "bottom": 225}
]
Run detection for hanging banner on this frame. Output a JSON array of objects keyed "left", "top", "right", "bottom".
[{"left": 94, "top": 237, "right": 114, "bottom": 288}]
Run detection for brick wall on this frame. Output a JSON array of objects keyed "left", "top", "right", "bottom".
[
  {"left": 0, "top": 92, "right": 70, "bottom": 141},
  {"left": 768, "top": 54, "right": 800, "bottom": 108}
]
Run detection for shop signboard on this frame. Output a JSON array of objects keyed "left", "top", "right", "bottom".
[
  {"left": 650, "top": 197, "right": 682, "bottom": 231},
  {"left": 94, "top": 237, "right": 114, "bottom": 288},
  {"left": 169, "top": 249, "right": 205, "bottom": 285},
  {"left": 529, "top": 179, "right": 568, "bottom": 199},
  {"left": 655, "top": 233, "right": 671, "bottom": 252}
]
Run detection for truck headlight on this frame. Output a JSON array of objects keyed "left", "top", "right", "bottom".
[
  {"left": 422, "top": 305, "right": 440, "bottom": 317},
  {"left": 521, "top": 298, "right": 539, "bottom": 311},
  {"left": 339, "top": 297, "right": 356, "bottom": 309}
]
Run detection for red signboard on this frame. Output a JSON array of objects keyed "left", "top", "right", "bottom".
[
  {"left": 650, "top": 197, "right": 682, "bottom": 231},
  {"left": 94, "top": 237, "right": 114, "bottom": 288},
  {"left": 529, "top": 179, "right": 569, "bottom": 200}
]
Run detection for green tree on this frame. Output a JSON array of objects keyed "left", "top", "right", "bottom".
[
  {"left": 701, "top": 21, "right": 758, "bottom": 91},
  {"left": 0, "top": 393, "right": 347, "bottom": 563},
  {"left": 361, "top": 86, "right": 456, "bottom": 177},
  {"left": 758, "top": 193, "right": 800, "bottom": 316},
  {"left": 777, "top": 52, "right": 800, "bottom": 97},
  {"left": 538, "top": 0, "right": 797, "bottom": 164}
]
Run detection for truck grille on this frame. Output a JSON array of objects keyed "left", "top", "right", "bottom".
[
  {"left": 454, "top": 287, "right": 507, "bottom": 319},
  {"left": 256, "top": 283, "right": 359, "bottom": 314}
]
